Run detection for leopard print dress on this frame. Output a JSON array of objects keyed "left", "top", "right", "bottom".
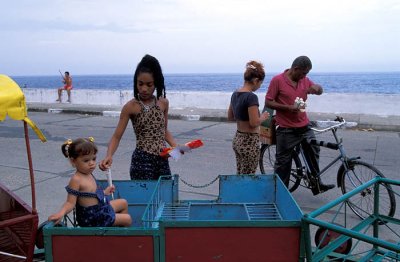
[
  {"left": 130, "top": 98, "right": 171, "bottom": 180},
  {"left": 232, "top": 130, "right": 260, "bottom": 174}
]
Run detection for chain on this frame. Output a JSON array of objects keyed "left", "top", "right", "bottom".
[{"left": 179, "top": 176, "right": 220, "bottom": 188}]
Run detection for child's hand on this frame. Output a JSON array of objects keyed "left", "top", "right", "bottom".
[
  {"left": 48, "top": 212, "right": 63, "bottom": 225},
  {"left": 104, "top": 185, "right": 115, "bottom": 195}
]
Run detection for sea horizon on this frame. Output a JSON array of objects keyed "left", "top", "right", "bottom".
[
  {"left": 9, "top": 71, "right": 400, "bottom": 95},
  {"left": 9, "top": 70, "right": 400, "bottom": 76}
]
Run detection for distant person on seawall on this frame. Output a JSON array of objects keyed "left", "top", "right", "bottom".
[{"left": 56, "top": 71, "right": 73, "bottom": 103}]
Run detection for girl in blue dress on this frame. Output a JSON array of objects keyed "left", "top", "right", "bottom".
[{"left": 48, "top": 138, "right": 132, "bottom": 227}]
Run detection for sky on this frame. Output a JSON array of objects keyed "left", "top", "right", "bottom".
[{"left": 1, "top": 0, "right": 399, "bottom": 75}]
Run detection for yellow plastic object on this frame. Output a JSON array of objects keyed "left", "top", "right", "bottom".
[{"left": 0, "top": 74, "right": 46, "bottom": 142}]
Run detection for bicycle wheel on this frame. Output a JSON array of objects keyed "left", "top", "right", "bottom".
[
  {"left": 339, "top": 160, "right": 396, "bottom": 220},
  {"left": 289, "top": 153, "right": 303, "bottom": 192},
  {"left": 259, "top": 144, "right": 303, "bottom": 192},
  {"left": 259, "top": 144, "right": 276, "bottom": 174}
]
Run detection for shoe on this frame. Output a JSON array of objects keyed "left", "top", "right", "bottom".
[
  {"left": 320, "top": 183, "right": 335, "bottom": 191},
  {"left": 312, "top": 183, "right": 335, "bottom": 195},
  {"left": 56, "top": 99, "right": 61, "bottom": 102},
  {"left": 67, "top": 99, "right": 71, "bottom": 103}
]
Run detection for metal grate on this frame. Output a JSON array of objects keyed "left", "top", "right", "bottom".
[
  {"left": 158, "top": 203, "right": 282, "bottom": 221},
  {"left": 245, "top": 203, "right": 282, "bottom": 220},
  {"left": 160, "top": 203, "right": 190, "bottom": 220}
]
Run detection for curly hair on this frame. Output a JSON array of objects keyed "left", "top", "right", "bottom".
[
  {"left": 244, "top": 60, "right": 265, "bottom": 82},
  {"left": 133, "top": 54, "right": 166, "bottom": 99}
]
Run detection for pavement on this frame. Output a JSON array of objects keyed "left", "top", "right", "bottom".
[
  {"left": 1, "top": 106, "right": 400, "bottom": 254},
  {"left": 27, "top": 102, "right": 400, "bottom": 132}
]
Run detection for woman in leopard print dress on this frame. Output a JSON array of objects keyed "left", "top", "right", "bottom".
[
  {"left": 227, "top": 61, "right": 270, "bottom": 175},
  {"left": 99, "top": 54, "right": 178, "bottom": 180}
]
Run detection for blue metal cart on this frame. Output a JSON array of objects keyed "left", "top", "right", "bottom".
[{"left": 43, "top": 174, "right": 304, "bottom": 261}]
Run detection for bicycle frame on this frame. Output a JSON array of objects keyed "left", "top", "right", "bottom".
[
  {"left": 258, "top": 117, "right": 396, "bottom": 220},
  {"left": 295, "top": 120, "right": 350, "bottom": 183},
  {"left": 260, "top": 117, "right": 396, "bottom": 218}
]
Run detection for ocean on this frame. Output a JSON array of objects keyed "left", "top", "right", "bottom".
[{"left": 11, "top": 72, "right": 400, "bottom": 94}]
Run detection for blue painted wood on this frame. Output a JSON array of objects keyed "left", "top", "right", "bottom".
[{"left": 218, "top": 175, "right": 276, "bottom": 203}]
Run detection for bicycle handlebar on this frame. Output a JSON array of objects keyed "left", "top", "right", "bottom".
[{"left": 310, "top": 118, "right": 346, "bottom": 133}]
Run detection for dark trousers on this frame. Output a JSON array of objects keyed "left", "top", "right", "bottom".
[{"left": 274, "top": 125, "right": 320, "bottom": 187}]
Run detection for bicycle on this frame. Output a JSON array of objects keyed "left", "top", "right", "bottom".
[{"left": 259, "top": 117, "right": 396, "bottom": 220}]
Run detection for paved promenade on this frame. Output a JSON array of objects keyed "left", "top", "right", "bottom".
[
  {"left": 27, "top": 102, "right": 400, "bottom": 132},
  {"left": 1, "top": 106, "right": 400, "bottom": 252},
  {"left": 1, "top": 108, "right": 399, "bottom": 226}
]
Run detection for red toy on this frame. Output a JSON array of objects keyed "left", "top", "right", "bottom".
[{"left": 160, "top": 139, "right": 204, "bottom": 159}]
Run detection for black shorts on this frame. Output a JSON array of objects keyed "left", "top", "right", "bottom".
[{"left": 130, "top": 148, "right": 171, "bottom": 180}]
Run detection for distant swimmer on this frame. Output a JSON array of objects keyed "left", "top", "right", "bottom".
[{"left": 56, "top": 71, "right": 73, "bottom": 103}]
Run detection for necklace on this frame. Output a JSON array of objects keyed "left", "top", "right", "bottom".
[
  {"left": 138, "top": 96, "right": 155, "bottom": 112},
  {"left": 141, "top": 102, "right": 151, "bottom": 112}
]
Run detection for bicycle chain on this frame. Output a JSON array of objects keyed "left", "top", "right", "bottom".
[{"left": 179, "top": 176, "right": 220, "bottom": 188}]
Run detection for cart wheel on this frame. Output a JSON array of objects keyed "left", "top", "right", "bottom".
[
  {"left": 35, "top": 221, "right": 65, "bottom": 249},
  {"left": 314, "top": 226, "right": 352, "bottom": 255}
]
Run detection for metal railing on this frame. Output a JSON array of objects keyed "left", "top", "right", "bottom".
[{"left": 302, "top": 176, "right": 400, "bottom": 261}]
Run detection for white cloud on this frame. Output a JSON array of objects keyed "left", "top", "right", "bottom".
[{"left": 0, "top": 0, "right": 399, "bottom": 75}]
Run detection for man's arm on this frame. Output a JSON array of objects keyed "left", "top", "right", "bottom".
[
  {"left": 308, "top": 84, "right": 323, "bottom": 95},
  {"left": 266, "top": 99, "right": 300, "bottom": 113}
]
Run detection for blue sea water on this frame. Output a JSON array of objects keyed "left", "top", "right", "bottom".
[{"left": 10, "top": 72, "right": 400, "bottom": 94}]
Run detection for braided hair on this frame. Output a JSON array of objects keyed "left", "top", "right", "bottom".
[{"left": 133, "top": 54, "right": 166, "bottom": 99}]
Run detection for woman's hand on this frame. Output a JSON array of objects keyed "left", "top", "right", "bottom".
[
  {"left": 260, "top": 111, "right": 270, "bottom": 122},
  {"left": 99, "top": 157, "right": 112, "bottom": 171}
]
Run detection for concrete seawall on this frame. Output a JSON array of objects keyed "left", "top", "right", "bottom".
[{"left": 23, "top": 88, "right": 399, "bottom": 116}]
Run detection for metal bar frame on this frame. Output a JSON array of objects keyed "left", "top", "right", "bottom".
[{"left": 302, "top": 176, "right": 400, "bottom": 261}]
